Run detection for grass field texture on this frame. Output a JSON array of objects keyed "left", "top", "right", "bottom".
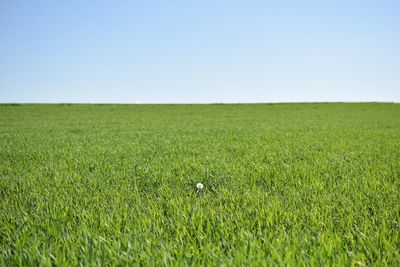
[{"left": 1, "top": 103, "right": 399, "bottom": 266}]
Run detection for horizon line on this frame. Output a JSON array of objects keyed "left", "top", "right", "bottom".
[{"left": 0, "top": 101, "right": 398, "bottom": 105}]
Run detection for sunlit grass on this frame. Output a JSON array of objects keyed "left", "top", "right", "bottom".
[{"left": 1, "top": 103, "right": 399, "bottom": 265}]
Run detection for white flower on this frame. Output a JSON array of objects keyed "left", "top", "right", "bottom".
[{"left": 196, "top": 183, "right": 204, "bottom": 191}]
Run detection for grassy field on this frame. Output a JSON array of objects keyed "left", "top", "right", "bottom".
[{"left": 1, "top": 103, "right": 399, "bottom": 266}]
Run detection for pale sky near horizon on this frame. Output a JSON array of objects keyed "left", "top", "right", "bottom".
[{"left": 0, "top": 0, "right": 399, "bottom": 103}]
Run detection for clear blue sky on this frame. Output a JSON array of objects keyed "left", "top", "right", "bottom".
[{"left": 1, "top": 0, "right": 399, "bottom": 103}]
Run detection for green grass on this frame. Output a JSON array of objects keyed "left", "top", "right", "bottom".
[{"left": 1, "top": 103, "right": 399, "bottom": 266}]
